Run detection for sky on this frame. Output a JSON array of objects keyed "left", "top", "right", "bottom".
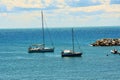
[{"left": 0, "top": 0, "right": 120, "bottom": 29}]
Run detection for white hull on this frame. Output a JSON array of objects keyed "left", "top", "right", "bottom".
[{"left": 28, "top": 47, "right": 54, "bottom": 53}]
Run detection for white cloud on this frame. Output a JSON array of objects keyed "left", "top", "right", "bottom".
[
  {"left": 99, "top": 12, "right": 120, "bottom": 18},
  {"left": 0, "top": 0, "right": 53, "bottom": 11},
  {"left": 92, "top": 0, "right": 98, "bottom": 3},
  {"left": 0, "top": 0, "right": 120, "bottom": 28},
  {"left": 106, "top": 4, "right": 120, "bottom": 12},
  {"left": 91, "top": 0, "right": 111, "bottom": 5},
  {"left": 0, "top": 11, "right": 41, "bottom": 28},
  {"left": 0, "top": 0, "right": 68, "bottom": 11},
  {"left": 64, "top": 4, "right": 120, "bottom": 13},
  {"left": 0, "top": 0, "right": 119, "bottom": 13},
  {"left": 99, "top": 0, "right": 110, "bottom": 5},
  {"left": 66, "top": 0, "right": 81, "bottom": 2}
]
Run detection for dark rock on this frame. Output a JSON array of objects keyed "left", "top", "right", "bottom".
[{"left": 91, "top": 38, "right": 120, "bottom": 46}]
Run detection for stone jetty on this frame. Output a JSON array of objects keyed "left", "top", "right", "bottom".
[{"left": 91, "top": 38, "right": 120, "bottom": 46}]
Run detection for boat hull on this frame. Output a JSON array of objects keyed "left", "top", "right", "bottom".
[
  {"left": 61, "top": 52, "right": 82, "bottom": 57},
  {"left": 28, "top": 48, "right": 54, "bottom": 53}
]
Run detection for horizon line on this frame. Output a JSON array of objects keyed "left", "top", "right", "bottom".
[{"left": 0, "top": 26, "right": 120, "bottom": 29}]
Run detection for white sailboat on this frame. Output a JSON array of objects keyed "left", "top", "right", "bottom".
[
  {"left": 111, "top": 49, "right": 120, "bottom": 54},
  {"left": 28, "top": 11, "right": 54, "bottom": 53},
  {"left": 61, "top": 28, "right": 82, "bottom": 57}
]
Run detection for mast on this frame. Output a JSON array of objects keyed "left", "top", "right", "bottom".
[
  {"left": 72, "top": 28, "right": 74, "bottom": 53},
  {"left": 41, "top": 11, "right": 45, "bottom": 47}
]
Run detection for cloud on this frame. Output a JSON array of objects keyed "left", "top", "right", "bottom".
[
  {"left": 0, "top": 0, "right": 120, "bottom": 28},
  {"left": 99, "top": 0, "right": 111, "bottom": 5},
  {"left": 106, "top": 4, "right": 120, "bottom": 12},
  {"left": 0, "top": 0, "right": 53, "bottom": 11},
  {"left": 67, "top": 4, "right": 120, "bottom": 13},
  {"left": 64, "top": 0, "right": 119, "bottom": 13},
  {"left": 0, "top": 11, "right": 41, "bottom": 28},
  {"left": 0, "top": 0, "right": 120, "bottom": 13},
  {"left": 0, "top": 0, "right": 120, "bottom": 19}
]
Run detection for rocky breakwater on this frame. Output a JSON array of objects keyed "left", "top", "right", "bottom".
[{"left": 91, "top": 38, "right": 120, "bottom": 46}]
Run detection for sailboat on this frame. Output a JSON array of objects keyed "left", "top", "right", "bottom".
[
  {"left": 111, "top": 49, "right": 120, "bottom": 54},
  {"left": 28, "top": 11, "right": 54, "bottom": 53},
  {"left": 61, "top": 28, "right": 82, "bottom": 57}
]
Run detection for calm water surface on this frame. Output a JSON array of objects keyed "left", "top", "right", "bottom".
[{"left": 0, "top": 27, "right": 120, "bottom": 80}]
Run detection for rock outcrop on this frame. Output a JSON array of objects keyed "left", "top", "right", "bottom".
[{"left": 91, "top": 38, "right": 120, "bottom": 46}]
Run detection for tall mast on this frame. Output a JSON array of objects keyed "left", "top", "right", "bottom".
[
  {"left": 72, "top": 28, "right": 74, "bottom": 53},
  {"left": 41, "top": 11, "right": 45, "bottom": 46}
]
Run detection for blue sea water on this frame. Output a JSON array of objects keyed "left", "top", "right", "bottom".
[{"left": 0, "top": 27, "right": 120, "bottom": 80}]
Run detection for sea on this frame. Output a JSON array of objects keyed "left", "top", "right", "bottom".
[{"left": 0, "top": 27, "right": 120, "bottom": 80}]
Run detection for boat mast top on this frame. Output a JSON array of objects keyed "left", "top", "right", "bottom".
[
  {"left": 72, "top": 28, "right": 74, "bottom": 53},
  {"left": 41, "top": 11, "right": 45, "bottom": 46}
]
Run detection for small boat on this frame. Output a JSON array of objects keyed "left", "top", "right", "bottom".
[
  {"left": 61, "top": 28, "right": 82, "bottom": 57},
  {"left": 111, "top": 49, "right": 119, "bottom": 54},
  {"left": 28, "top": 11, "right": 54, "bottom": 53}
]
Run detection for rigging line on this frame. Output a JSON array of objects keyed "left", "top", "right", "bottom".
[
  {"left": 41, "top": 11, "right": 45, "bottom": 46},
  {"left": 74, "top": 31, "right": 83, "bottom": 52},
  {"left": 72, "top": 28, "right": 74, "bottom": 53},
  {"left": 43, "top": 15, "right": 54, "bottom": 47}
]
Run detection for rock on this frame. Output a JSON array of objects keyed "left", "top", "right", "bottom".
[{"left": 91, "top": 38, "right": 120, "bottom": 46}]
